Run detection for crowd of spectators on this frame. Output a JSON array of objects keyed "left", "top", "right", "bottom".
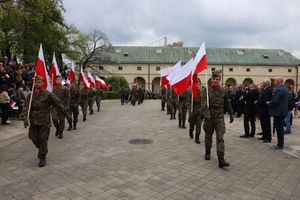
[{"left": 0, "top": 57, "right": 35, "bottom": 125}]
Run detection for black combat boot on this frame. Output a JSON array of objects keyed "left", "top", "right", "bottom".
[
  {"left": 55, "top": 128, "right": 59, "bottom": 137},
  {"left": 83, "top": 115, "right": 86, "bottom": 122},
  {"left": 173, "top": 113, "right": 176, "bottom": 120},
  {"left": 189, "top": 128, "right": 194, "bottom": 139},
  {"left": 58, "top": 131, "right": 63, "bottom": 139},
  {"left": 73, "top": 122, "right": 77, "bottom": 130},
  {"left": 205, "top": 150, "right": 211, "bottom": 160},
  {"left": 195, "top": 133, "right": 200, "bottom": 144},
  {"left": 218, "top": 153, "right": 230, "bottom": 168},
  {"left": 38, "top": 155, "right": 46, "bottom": 167},
  {"left": 178, "top": 120, "right": 182, "bottom": 128},
  {"left": 90, "top": 110, "right": 93, "bottom": 115},
  {"left": 97, "top": 106, "right": 100, "bottom": 112},
  {"left": 170, "top": 113, "right": 173, "bottom": 120},
  {"left": 182, "top": 120, "right": 186, "bottom": 129},
  {"left": 67, "top": 123, "right": 72, "bottom": 131}
]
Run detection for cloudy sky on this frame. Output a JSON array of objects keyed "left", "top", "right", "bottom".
[{"left": 64, "top": 0, "right": 300, "bottom": 57}]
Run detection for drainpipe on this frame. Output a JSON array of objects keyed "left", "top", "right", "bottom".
[
  {"left": 148, "top": 64, "right": 151, "bottom": 90},
  {"left": 221, "top": 65, "right": 224, "bottom": 87}
]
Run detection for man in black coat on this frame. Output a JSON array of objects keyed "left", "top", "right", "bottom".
[{"left": 267, "top": 77, "right": 288, "bottom": 149}]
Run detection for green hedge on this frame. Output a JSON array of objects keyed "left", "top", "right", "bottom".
[{"left": 102, "top": 91, "right": 120, "bottom": 99}]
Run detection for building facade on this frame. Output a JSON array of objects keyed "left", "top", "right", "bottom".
[{"left": 90, "top": 46, "right": 300, "bottom": 93}]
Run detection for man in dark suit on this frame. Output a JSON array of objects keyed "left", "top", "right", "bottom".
[
  {"left": 267, "top": 77, "right": 288, "bottom": 149},
  {"left": 257, "top": 79, "right": 273, "bottom": 143}
]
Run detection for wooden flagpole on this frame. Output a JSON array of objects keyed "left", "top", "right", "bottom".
[
  {"left": 191, "top": 74, "right": 194, "bottom": 113},
  {"left": 205, "top": 68, "right": 209, "bottom": 107},
  {"left": 27, "top": 73, "right": 37, "bottom": 123}
]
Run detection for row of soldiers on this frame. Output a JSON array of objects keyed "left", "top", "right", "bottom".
[
  {"left": 120, "top": 84, "right": 145, "bottom": 106},
  {"left": 160, "top": 71, "right": 234, "bottom": 168},
  {"left": 22, "top": 75, "right": 102, "bottom": 167}
]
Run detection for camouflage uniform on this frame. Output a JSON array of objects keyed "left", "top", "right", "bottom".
[
  {"left": 69, "top": 86, "right": 80, "bottom": 130},
  {"left": 166, "top": 88, "right": 172, "bottom": 114},
  {"left": 52, "top": 84, "right": 70, "bottom": 137},
  {"left": 130, "top": 85, "right": 138, "bottom": 106},
  {"left": 80, "top": 88, "right": 88, "bottom": 121},
  {"left": 160, "top": 87, "right": 167, "bottom": 111},
  {"left": 88, "top": 88, "right": 95, "bottom": 115},
  {"left": 187, "top": 88, "right": 203, "bottom": 143},
  {"left": 201, "top": 83, "right": 233, "bottom": 167},
  {"left": 178, "top": 90, "right": 190, "bottom": 128},
  {"left": 22, "top": 89, "right": 69, "bottom": 162},
  {"left": 169, "top": 88, "right": 178, "bottom": 120},
  {"left": 95, "top": 87, "right": 102, "bottom": 112}
]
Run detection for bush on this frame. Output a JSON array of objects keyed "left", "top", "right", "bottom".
[
  {"left": 102, "top": 91, "right": 120, "bottom": 99},
  {"left": 105, "top": 76, "right": 128, "bottom": 92}
]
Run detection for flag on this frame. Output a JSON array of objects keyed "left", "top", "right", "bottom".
[
  {"left": 95, "top": 75, "right": 109, "bottom": 90},
  {"left": 79, "top": 66, "right": 90, "bottom": 88},
  {"left": 68, "top": 61, "right": 76, "bottom": 81},
  {"left": 35, "top": 44, "right": 52, "bottom": 92},
  {"left": 159, "top": 61, "right": 181, "bottom": 87},
  {"left": 168, "top": 58, "right": 194, "bottom": 94},
  {"left": 49, "top": 52, "right": 61, "bottom": 82},
  {"left": 87, "top": 71, "right": 95, "bottom": 87},
  {"left": 192, "top": 42, "right": 207, "bottom": 99}
]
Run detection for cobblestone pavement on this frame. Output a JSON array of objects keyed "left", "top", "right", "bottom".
[{"left": 0, "top": 100, "right": 300, "bottom": 200}]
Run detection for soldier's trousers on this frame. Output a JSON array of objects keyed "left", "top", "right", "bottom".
[
  {"left": 161, "top": 97, "right": 166, "bottom": 111},
  {"left": 203, "top": 117, "right": 225, "bottom": 155},
  {"left": 189, "top": 112, "right": 203, "bottom": 137},
  {"left": 169, "top": 101, "right": 178, "bottom": 117},
  {"left": 96, "top": 98, "right": 101, "bottom": 111},
  {"left": 69, "top": 106, "right": 79, "bottom": 125},
  {"left": 80, "top": 100, "right": 88, "bottom": 119},
  {"left": 166, "top": 101, "right": 171, "bottom": 114},
  {"left": 88, "top": 99, "right": 94, "bottom": 114},
  {"left": 178, "top": 104, "right": 188, "bottom": 121},
  {"left": 28, "top": 125, "right": 50, "bottom": 157},
  {"left": 52, "top": 110, "right": 65, "bottom": 132}
]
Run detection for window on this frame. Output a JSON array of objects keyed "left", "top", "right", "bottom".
[
  {"left": 118, "top": 66, "right": 123, "bottom": 70},
  {"left": 156, "top": 66, "right": 161, "bottom": 71},
  {"left": 211, "top": 68, "right": 215, "bottom": 72},
  {"left": 99, "top": 66, "right": 104, "bottom": 70},
  {"left": 288, "top": 69, "right": 292, "bottom": 73},
  {"left": 229, "top": 68, "right": 233, "bottom": 72},
  {"left": 246, "top": 68, "right": 250, "bottom": 72},
  {"left": 268, "top": 69, "right": 272, "bottom": 72},
  {"left": 137, "top": 66, "right": 142, "bottom": 71}
]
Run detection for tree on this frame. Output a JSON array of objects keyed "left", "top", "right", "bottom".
[{"left": 105, "top": 76, "right": 128, "bottom": 92}]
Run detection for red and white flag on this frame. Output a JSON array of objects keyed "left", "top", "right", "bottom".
[
  {"left": 35, "top": 44, "right": 52, "bottom": 92},
  {"left": 49, "top": 52, "right": 61, "bottom": 82},
  {"left": 68, "top": 61, "right": 76, "bottom": 81},
  {"left": 95, "top": 76, "right": 109, "bottom": 90},
  {"left": 191, "top": 42, "right": 207, "bottom": 99},
  {"left": 79, "top": 66, "right": 90, "bottom": 88},
  {"left": 87, "top": 71, "right": 95, "bottom": 87},
  {"left": 159, "top": 61, "right": 181, "bottom": 87},
  {"left": 168, "top": 58, "right": 194, "bottom": 94}
]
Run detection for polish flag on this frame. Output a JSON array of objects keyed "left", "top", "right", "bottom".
[
  {"left": 68, "top": 61, "right": 76, "bottom": 81},
  {"left": 168, "top": 58, "right": 194, "bottom": 94},
  {"left": 87, "top": 71, "right": 95, "bottom": 87},
  {"left": 191, "top": 42, "right": 207, "bottom": 99},
  {"left": 49, "top": 52, "right": 61, "bottom": 83},
  {"left": 35, "top": 44, "right": 52, "bottom": 92},
  {"left": 95, "top": 76, "right": 109, "bottom": 90},
  {"left": 79, "top": 66, "right": 90, "bottom": 88},
  {"left": 159, "top": 61, "right": 181, "bottom": 87}
]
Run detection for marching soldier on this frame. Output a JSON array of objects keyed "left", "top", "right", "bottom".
[
  {"left": 160, "top": 85, "right": 167, "bottom": 111},
  {"left": 166, "top": 87, "right": 172, "bottom": 114},
  {"left": 188, "top": 80, "right": 204, "bottom": 144},
  {"left": 95, "top": 85, "right": 102, "bottom": 112},
  {"left": 169, "top": 88, "right": 178, "bottom": 120},
  {"left": 201, "top": 71, "right": 234, "bottom": 168},
  {"left": 88, "top": 87, "right": 95, "bottom": 115},
  {"left": 22, "top": 75, "right": 71, "bottom": 167},
  {"left": 178, "top": 90, "right": 190, "bottom": 128},
  {"left": 68, "top": 80, "right": 80, "bottom": 130},
  {"left": 130, "top": 84, "right": 138, "bottom": 106},
  {"left": 52, "top": 75, "right": 70, "bottom": 138},
  {"left": 80, "top": 85, "right": 89, "bottom": 121}
]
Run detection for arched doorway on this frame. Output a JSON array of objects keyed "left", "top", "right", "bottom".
[
  {"left": 285, "top": 79, "right": 294, "bottom": 87},
  {"left": 242, "top": 78, "right": 253, "bottom": 86},
  {"left": 152, "top": 77, "right": 161, "bottom": 93},
  {"left": 225, "top": 78, "right": 237, "bottom": 87},
  {"left": 134, "top": 77, "right": 146, "bottom": 88}
]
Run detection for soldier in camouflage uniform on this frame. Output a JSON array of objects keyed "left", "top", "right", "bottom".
[
  {"left": 52, "top": 75, "right": 70, "bottom": 138},
  {"left": 178, "top": 90, "right": 190, "bottom": 128},
  {"left": 130, "top": 84, "right": 138, "bottom": 106},
  {"left": 80, "top": 85, "right": 89, "bottom": 121},
  {"left": 88, "top": 87, "right": 95, "bottom": 115},
  {"left": 166, "top": 88, "right": 171, "bottom": 114},
  {"left": 68, "top": 80, "right": 80, "bottom": 130},
  {"left": 188, "top": 81, "right": 203, "bottom": 144},
  {"left": 22, "top": 75, "right": 71, "bottom": 167},
  {"left": 160, "top": 86, "right": 167, "bottom": 111},
  {"left": 95, "top": 85, "right": 102, "bottom": 112},
  {"left": 169, "top": 88, "right": 178, "bottom": 120},
  {"left": 201, "top": 71, "right": 234, "bottom": 168}
]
